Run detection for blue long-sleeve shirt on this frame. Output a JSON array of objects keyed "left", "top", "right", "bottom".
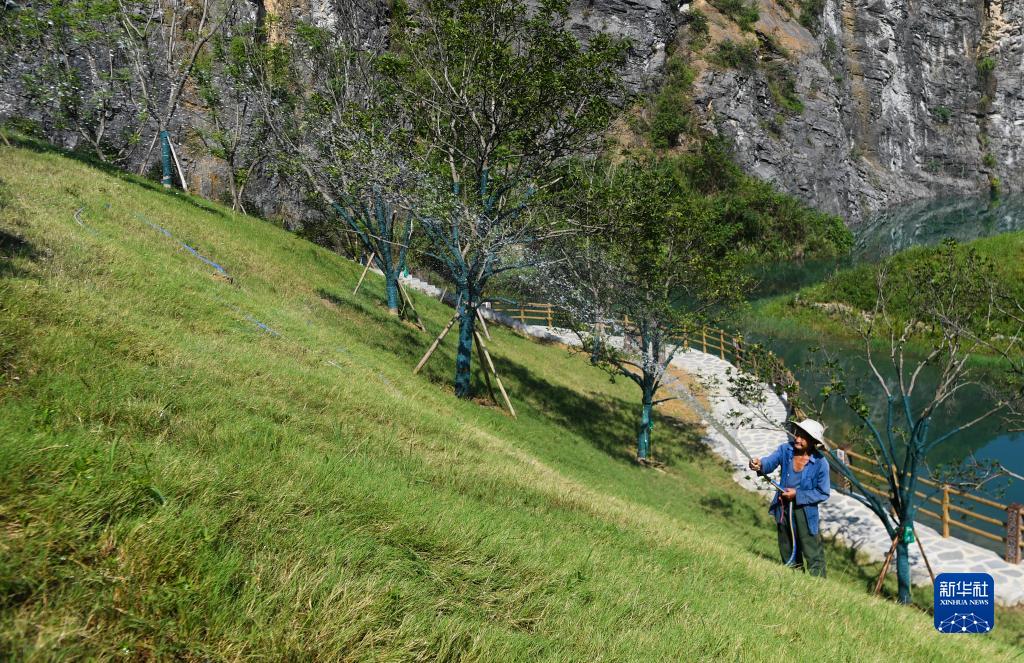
[{"left": 759, "top": 443, "right": 831, "bottom": 535}]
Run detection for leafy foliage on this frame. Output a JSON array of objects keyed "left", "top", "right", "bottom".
[
  {"left": 809, "top": 239, "right": 1024, "bottom": 338},
  {"left": 2, "top": 0, "right": 141, "bottom": 164},
  {"left": 646, "top": 58, "right": 697, "bottom": 148},
  {"left": 931, "top": 106, "right": 952, "bottom": 124},
  {"left": 708, "top": 0, "right": 760, "bottom": 32},
  {"left": 535, "top": 156, "right": 755, "bottom": 460},
  {"left": 977, "top": 56, "right": 997, "bottom": 79},
  {"left": 764, "top": 61, "right": 804, "bottom": 115},
  {"left": 797, "top": 0, "right": 826, "bottom": 34},
  {"left": 669, "top": 140, "right": 850, "bottom": 260},
  {"left": 684, "top": 8, "right": 710, "bottom": 48},
  {"left": 192, "top": 16, "right": 270, "bottom": 213},
  {"left": 242, "top": 13, "right": 422, "bottom": 317},
  {"left": 710, "top": 39, "right": 759, "bottom": 72}
]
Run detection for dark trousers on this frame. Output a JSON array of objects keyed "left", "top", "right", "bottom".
[{"left": 777, "top": 504, "right": 826, "bottom": 577}]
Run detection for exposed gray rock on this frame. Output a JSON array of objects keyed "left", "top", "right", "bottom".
[
  {"left": 687, "top": 0, "right": 1024, "bottom": 225},
  {"left": 564, "top": 0, "right": 679, "bottom": 92}
]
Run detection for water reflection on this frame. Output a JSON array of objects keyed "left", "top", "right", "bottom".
[
  {"left": 750, "top": 192, "right": 1024, "bottom": 299},
  {"left": 854, "top": 193, "right": 1024, "bottom": 260}
]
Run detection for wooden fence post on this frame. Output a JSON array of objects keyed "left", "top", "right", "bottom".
[
  {"left": 519, "top": 304, "right": 526, "bottom": 324},
  {"left": 701, "top": 328, "right": 707, "bottom": 354},
  {"left": 1007, "top": 503, "right": 1023, "bottom": 564},
  {"left": 546, "top": 303, "right": 553, "bottom": 328},
  {"left": 718, "top": 329, "right": 726, "bottom": 360},
  {"left": 941, "top": 486, "right": 951, "bottom": 538},
  {"left": 835, "top": 449, "right": 851, "bottom": 492}
]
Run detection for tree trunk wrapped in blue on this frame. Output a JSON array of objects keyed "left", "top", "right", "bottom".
[
  {"left": 331, "top": 188, "right": 412, "bottom": 316},
  {"left": 160, "top": 131, "right": 173, "bottom": 188},
  {"left": 418, "top": 174, "right": 531, "bottom": 399},
  {"left": 454, "top": 294, "right": 476, "bottom": 398},
  {"left": 637, "top": 388, "right": 654, "bottom": 460}
]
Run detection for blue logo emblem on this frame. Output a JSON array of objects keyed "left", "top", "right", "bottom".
[{"left": 934, "top": 572, "right": 994, "bottom": 634}]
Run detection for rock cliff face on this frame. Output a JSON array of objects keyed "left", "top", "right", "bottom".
[
  {"left": 564, "top": 0, "right": 678, "bottom": 92},
  {"left": 5, "top": 0, "right": 1022, "bottom": 226},
  {"left": 685, "top": 0, "right": 1024, "bottom": 225},
  {"left": 352, "top": 0, "right": 1024, "bottom": 224}
]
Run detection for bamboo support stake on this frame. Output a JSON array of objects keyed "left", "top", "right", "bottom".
[
  {"left": 354, "top": 252, "right": 376, "bottom": 295},
  {"left": 475, "top": 334, "right": 498, "bottom": 405},
  {"left": 474, "top": 331, "right": 516, "bottom": 417},
  {"left": 398, "top": 281, "right": 426, "bottom": 331},
  {"left": 413, "top": 313, "right": 458, "bottom": 374},
  {"left": 476, "top": 308, "right": 491, "bottom": 340},
  {"left": 166, "top": 136, "right": 189, "bottom": 193},
  {"left": 874, "top": 535, "right": 900, "bottom": 595}
]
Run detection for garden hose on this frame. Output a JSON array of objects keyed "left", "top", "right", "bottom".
[{"left": 671, "top": 375, "right": 799, "bottom": 566}]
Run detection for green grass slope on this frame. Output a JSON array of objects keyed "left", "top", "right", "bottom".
[{"left": 1, "top": 143, "right": 1020, "bottom": 660}]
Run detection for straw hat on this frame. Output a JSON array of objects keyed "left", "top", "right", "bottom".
[{"left": 792, "top": 418, "right": 826, "bottom": 445}]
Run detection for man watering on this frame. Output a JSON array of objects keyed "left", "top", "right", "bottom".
[{"left": 749, "top": 419, "right": 831, "bottom": 577}]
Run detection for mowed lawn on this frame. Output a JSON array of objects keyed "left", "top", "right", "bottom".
[{"left": 1, "top": 143, "right": 1021, "bottom": 660}]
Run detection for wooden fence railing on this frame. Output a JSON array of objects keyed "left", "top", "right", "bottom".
[
  {"left": 676, "top": 325, "right": 746, "bottom": 366},
  {"left": 490, "top": 299, "right": 1023, "bottom": 563},
  {"left": 834, "top": 448, "right": 1023, "bottom": 562},
  {"left": 490, "top": 302, "right": 561, "bottom": 328},
  {"left": 488, "top": 303, "right": 747, "bottom": 365}
]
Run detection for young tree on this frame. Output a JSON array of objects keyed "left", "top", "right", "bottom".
[
  {"left": 731, "top": 241, "right": 1024, "bottom": 603},
  {"left": 192, "top": 14, "right": 267, "bottom": 212},
  {"left": 117, "top": 0, "right": 227, "bottom": 176},
  {"left": 384, "top": 0, "right": 627, "bottom": 398},
  {"left": 1, "top": 0, "right": 141, "bottom": 163},
  {"left": 550, "top": 157, "right": 751, "bottom": 461},
  {"left": 243, "top": 14, "right": 423, "bottom": 317}
]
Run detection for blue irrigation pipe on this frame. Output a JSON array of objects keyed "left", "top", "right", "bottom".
[
  {"left": 73, "top": 204, "right": 285, "bottom": 339},
  {"left": 136, "top": 213, "right": 231, "bottom": 278}
]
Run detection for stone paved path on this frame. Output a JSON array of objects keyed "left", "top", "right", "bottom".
[{"left": 670, "top": 348, "right": 1024, "bottom": 607}]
